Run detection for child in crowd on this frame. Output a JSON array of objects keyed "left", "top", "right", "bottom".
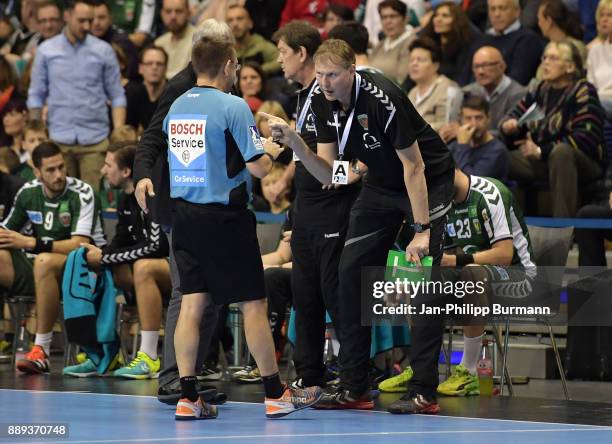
[
  {"left": 261, "top": 164, "right": 291, "bottom": 214},
  {"left": 14, "top": 120, "right": 48, "bottom": 181}
]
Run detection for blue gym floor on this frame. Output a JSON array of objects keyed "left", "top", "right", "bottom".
[{"left": 1, "top": 389, "right": 611, "bottom": 444}]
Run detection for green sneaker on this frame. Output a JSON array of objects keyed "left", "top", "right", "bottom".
[
  {"left": 113, "top": 351, "right": 160, "bottom": 380},
  {"left": 437, "top": 365, "right": 480, "bottom": 396},
  {"left": 378, "top": 366, "right": 413, "bottom": 393},
  {"left": 63, "top": 359, "right": 98, "bottom": 378}
]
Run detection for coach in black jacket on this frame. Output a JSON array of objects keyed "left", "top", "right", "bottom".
[{"left": 133, "top": 19, "right": 234, "bottom": 404}]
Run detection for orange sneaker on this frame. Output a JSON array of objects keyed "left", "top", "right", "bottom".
[
  {"left": 175, "top": 397, "right": 218, "bottom": 421},
  {"left": 265, "top": 385, "right": 323, "bottom": 419},
  {"left": 16, "top": 345, "right": 50, "bottom": 374}
]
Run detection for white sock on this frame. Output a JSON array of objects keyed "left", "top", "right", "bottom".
[
  {"left": 460, "top": 334, "right": 484, "bottom": 375},
  {"left": 34, "top": 331, "right": 53, "bottom": 356},
  {"left": 139, "top": 331, "right": 159, "bottom": 360}
]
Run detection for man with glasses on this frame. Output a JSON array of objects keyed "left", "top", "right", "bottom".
[
  {"left": 126, "top": 46, "right": 168, "bottom": 131},
  {"left": 442, "top": 46, "right": 525, "bottom": 141},
  {"left": 36, "top": 1, "right": 63, "bottom": 43}
]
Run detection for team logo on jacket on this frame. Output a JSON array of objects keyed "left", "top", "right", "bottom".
[
  {"left": 363, "top": 133, "right": 380, "bottom": 150},
  {"left": 60, "top": 212, "right": 71, "bottom": 227},
  {"left": 358, "top": 114, "right": 368, "bottom": 131}
]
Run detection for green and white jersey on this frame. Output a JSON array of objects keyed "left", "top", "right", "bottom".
[
  {"left": 1, "top": 177, "right": 106, "bottom": 247},
  {"left": 446, "top": 175, "right": 534, "bottom": 267}
]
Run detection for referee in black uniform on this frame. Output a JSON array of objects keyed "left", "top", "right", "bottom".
[{"left": 263, "top": 39, "right": 455, "bottom": 414}]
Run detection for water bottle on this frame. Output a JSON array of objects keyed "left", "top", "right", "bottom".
[
  {"left": 14, "top": 320, "right": 30, "bottom": 371},
  {"left": 477, "top": 339, "right": 494, "bottom": 396}
]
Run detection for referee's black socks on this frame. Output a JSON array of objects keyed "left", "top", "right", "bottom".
[
  {"left": 180, "top": 376, "right": 199, "bottom": 402},
  {"left": 262, "top": 372, "right": 284, "bottom": 398}
]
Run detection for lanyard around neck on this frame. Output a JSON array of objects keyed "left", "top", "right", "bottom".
[
  {"left": 333, "top": 73, "right": 361, "bottom": 160},
  {"left": 296, "top": 81, "right": 318, "bottom": 133}
]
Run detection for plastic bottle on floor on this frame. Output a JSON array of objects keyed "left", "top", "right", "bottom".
[
  {"left": 477, "top": 339, "right": 494, "bottom": 396},
  {"left": 14, "top": 320, "right": 30, "bottom": 371}
]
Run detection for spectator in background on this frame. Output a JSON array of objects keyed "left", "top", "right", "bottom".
[
  {"left": 370, "top": 0, "right": 416, "bottom": 85},
  {"left": 451, "top": 46, "right": 525, "bottom": 140},
  {"left": 126, "top": 46, "right": 168, "bottom": 131},
  {"left": 253, "top": 100, "right": 292, "bottom": 209},
  {"left": 586, "top": 0, "right": 612, "bottom": 117},
  {"left": 238, "top": 61, "right": 267, "bottom": 113},
  {"left": 91, "top": 1, "right": 140, "bottom": 81},
  {"left": 0, "top": 55, "right": 24, "bottom": 145},
  {"left": 110, "top": 0, "right": 157, "bottom": 49},
  {"left": 323, "top": 4, "right": 355, "bottom": 36},
  {"left": 255, "top": 101, "right": 289, "bottom": 140},
  {"left": 261, "top": 164, "right": 291, "bottom": 214},
  {"left": 419, "top": 2, "right": 482, "bottom": 86},
  {"left": 538, "top": 0, "right": 584, "bottom": 45},
  {"left": 35, "top": 1, "right": 64, "bottom": 44},
  {"left": 364, "top": 0, "right": 426, "bottom": 46},
  {"left": 328, "top": 21, "right": 379, "bottom": 71},
  {"left": 1, "top": 0, "right": 39, "bottom": 64},
  {"left": 407, "top": 37, "right": 462, "bottom": 132},
  {"left": 28, "top": 0, "right": 126, "bottom": 192},
  {"left": 14, "top": 119, "right": 48, "bottom": 182},
  {"left": 155, "top": 0, "right": 195, "bottom": 79},
  {"left": 588, "top": 0, "right": 612, "bottom": 50},
  {"left": 278, "top": 0, "right": 327, "bottom": 29},
  {"left": 227, "top": 5, "right": 281, "bottom": 76},
  {"left": 0, "top": 95, "right": 26, "bottom": 162},
  {"left": 537, "top": 0, "right": 586, "bottom": 66},
  {"left": 500, "top": 40, "right": 606, "bottom": 217},
  {"left": 486, "top": 0, "right": 544, "bottom": 86},
  {"left": 244, "top": 0, "right": 284, "bottom": 41},
  {"left": 449, "top": 95, "right": 509, "bottom": 179}
]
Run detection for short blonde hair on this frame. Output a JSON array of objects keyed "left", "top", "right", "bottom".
[
  {"left": 596, "top": 0, "right": 612, "bottom": 39},
  {"left": 313, "top": 39, "right": 355, "bottom": 70}
]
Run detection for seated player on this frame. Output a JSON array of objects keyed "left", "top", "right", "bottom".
[
  {"left": 63, "top": 142, "right": 171, "bottom": 378},
  {"left": 379, "top": 168, "right": 536, "bottom": 395},
  {"left": 0, "top": 142, "right": 106, "bottom": 374}
]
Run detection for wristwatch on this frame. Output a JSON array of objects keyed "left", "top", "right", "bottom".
[
  {"left": 351, "top": 161, "right": 364, "bottom": 176},
  {"left": 412, "top": 222, "right": 431, "bottom": 233}
]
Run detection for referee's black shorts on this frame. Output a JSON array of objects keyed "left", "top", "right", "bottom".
[{"left": 171, "top": 199, "right": 265, "bottom": 304}]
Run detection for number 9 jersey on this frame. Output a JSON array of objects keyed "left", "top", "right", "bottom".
[{"left": 0, "top": 177, "right": 106, "bottom": 247}]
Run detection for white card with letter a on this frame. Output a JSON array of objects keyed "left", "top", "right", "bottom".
[{"left": 332, "top": 160, "right": 349, "bottom": 185}]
